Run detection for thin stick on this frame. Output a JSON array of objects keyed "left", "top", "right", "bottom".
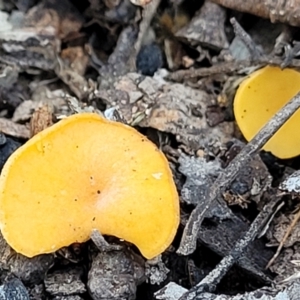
[
  {"left": 167, "top": 60, "right": 257, "bottom": 81},
  {"left": 179, "top": 196, "right": 280, "bottom": 299},
  {"left": 90, "top": 229, "right": 122, "bottom": 252},
  {"left": 177, "top": 92, "right": 300, "bottom": 256},
  {"left": 230, "top": 18, "right": 265, "bottom": 60},
  {"left": 266, "top": 207, "right": 300, "bottom": 269},
  {"left": 168, "top": 55, "right": 300, "bottom": 81},
  {"left": 129, "top": 0, "right": 161, "bottom": 70}
]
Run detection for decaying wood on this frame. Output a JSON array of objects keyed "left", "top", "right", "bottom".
[
  {"left": 97, "top": 72, "right": 234, "bottom": 151},
  {"left": 100, "top": 26, "right": 138, "bottom": 77},
  {"left": 198, "top": 213, "right": 274, "bottom": 282},
  {"left": 179, "top": 154, "right": 273, "bottom": 282},
  {"left": 176, "top": 1, "right": 228, "bottom": 51},
  {"left": 211, "top": 0, "right": 300, "bottom": 27},
  {"left": 29, "top": 104, "right": 53, "bottom": 137},
  {"left": 179, "top": 193, "right": 281, "bottom": 299},
  {"left": 177, "top": 92, "right": 300, "bottom": 256}
]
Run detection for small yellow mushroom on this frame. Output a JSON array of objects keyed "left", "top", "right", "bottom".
[
  {"left": 0, "top": 113, "right": 179, "bottom": 259},
  {"left": 234, "top": 65, "right": 300, "bottom": 159}
]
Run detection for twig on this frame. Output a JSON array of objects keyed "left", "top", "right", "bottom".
[
  {"left": 230, "top": 18, "right": 265, "bottom": 60},
  {"left": 167, "top": 60, "right": 257, "bottom": 81},
  {"left": 90, "top": 229, "right": 122, "bottom": 252},
  {"left": 179, "top": 195, "right": 280, "bottom": 299},
  {"left": 167, "top": 56, "right": 300, "bottom": 82},
  {"left": 177, "top": 92, "right": 300, "bottom": 256},
  {"left": 167, "top": 19, "right": 300, "bottom": 82},
  {"left": 266, "top": 207, "right": 300, "bottom": 269},
  {"left": 129, "top": 0, "right": 161, "bottom": 70}
]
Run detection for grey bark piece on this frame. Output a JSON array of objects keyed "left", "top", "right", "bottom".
[
  {"left": 198, "top": 216, "right": 274, "bottom": 282},
  {"left": 0, "top": 278, "right": 30, "bottom": 300},
  {"left": 179, "top": 153, "right": 273, "bottom": 282},
  {"left": 176, "top": 1, "right": 228, "bottom": 51},
  {"left": 179, "top": 154, "right": 221, "bottom": 207},
  {"left": 155, "top": 282, "right": 187, "bottom": 300},
  {"left": 178, "top": 91, "right": 300, "bottom": 256},
  {"left": 97, "top": 72, "right": 234, "bottom": 151},
  {"left": 179, "top": 195, "right": 280, "bottom": 299}
]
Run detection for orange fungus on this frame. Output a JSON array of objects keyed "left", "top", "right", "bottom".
[
  {"left": 0, "top": 113, "right": 179, "bottom": 259},
  {"left": 234, "top": 65, "right": 300, "bottom": 159}
]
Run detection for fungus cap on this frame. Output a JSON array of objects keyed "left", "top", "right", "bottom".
[
  {"left": 234, "top": 65, "right": 300, "bottom": 159},
  {"left": 0, "top": 113, "right": 179, "bottom": 259}
]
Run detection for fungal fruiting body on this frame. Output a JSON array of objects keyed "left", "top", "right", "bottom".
[
  {"left": 0, "top": 113, "right": 179, "bottom": 259},
  {"left": 234, "top": 65, "right": 300, "bottom": 159}
]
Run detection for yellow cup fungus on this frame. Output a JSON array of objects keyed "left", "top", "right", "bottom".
[
  {"left": 234, "top": 65, "right": 300, "bottom": 159},
  {"left": 0, "top": 113, "right": 179, "bottom": 259}
]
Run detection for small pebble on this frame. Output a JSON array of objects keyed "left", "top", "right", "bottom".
[
  {"left": 0, "top": 133, "right": 6, "bottom": 145},
  {"left": 136, "top": 43, "right": 164, "bottom": 76},
  {"left": 0, "top": 278, "right": 30, "bottom": 300}
]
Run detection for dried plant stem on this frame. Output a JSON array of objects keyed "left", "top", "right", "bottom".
[
  {"left": 266, "top": 207, "right": 300, "bottom": 269},
  {"left": 168, "top": 60, "right": 256, "bottom": 81},
  {"left": 90, "top": 229, "right": 122, "bottom": 252},
  {"left": 129, "top": 0, "right": 161, "bottom": 70},
  {"left": 168, "top": 56, "right": 300, "bottom": 82},
  {"left": 179, "top": 196, "right": 279, "bottom": 299},
  {"left": 177, "top": 92, "right": 300, "bottom": 256},
  {"left": 211, "top": 0, "right": 300, "bottom": 27},
  {"left": 230, "top": 18, "right": 265, "bottom": 60}
]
